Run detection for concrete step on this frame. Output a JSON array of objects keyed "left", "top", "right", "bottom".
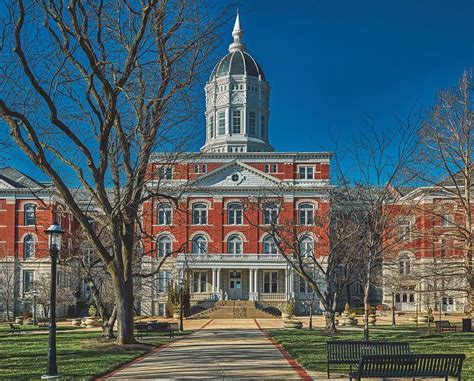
[{"left": 203, "top": 301, "right": 278, "bottom": 319}]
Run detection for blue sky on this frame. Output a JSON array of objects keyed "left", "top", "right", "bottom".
[
  {"left": 1, "top": 0, "right": 473, "bottom": 180},
  {"left": 237, "top": 0, "right": 474, "bottom": 152}
]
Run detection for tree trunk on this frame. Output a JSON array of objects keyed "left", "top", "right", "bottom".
[
  {"left": 113, "top": 275, "right": 136, "bottom": 345},
  {"left": 324, "top": 310, "right": 337, "bottom": 334},
  {"left": 102, "top": 306, "right": 117, "bottom": 340},
  {"left": 391, "top": 293, "right": 396, "bottom": 325},
  {"left": 363, "top": 295, "right": 370, "bottom": 341},
  {"left": 309, "top": 304, "right": 313, "bottom": 330}
]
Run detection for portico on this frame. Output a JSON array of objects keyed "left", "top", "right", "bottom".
[{"left": 177, "top": 254, "right": 295, "bottom": 303}]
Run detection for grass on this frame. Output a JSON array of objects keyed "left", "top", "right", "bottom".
[
  {"left": 0, "top": 324, "right": 188, "bottom": 380},
  {"left": 268, "top": 324, "right": 474, "bottom": 379}
]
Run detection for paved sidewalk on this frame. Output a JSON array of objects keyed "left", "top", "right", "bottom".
[{"left": 108, "top": 319, "right": 306, "bottom": 380}]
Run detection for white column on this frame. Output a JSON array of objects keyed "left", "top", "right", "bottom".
[
  {"left": 216, "top": 268, "right": 221, "bottom": 298},
  {"left": 212, "top": 268, "right": 216, "bottom": 293},
  {"left": 289, "top": 269, "right": 295, "bottom": 296},
  {"left": 254, "top": 268, "right": 258, "bottom": 295},
  {"left": 249, "top": 269, "right": 254, "bottom": 295}
]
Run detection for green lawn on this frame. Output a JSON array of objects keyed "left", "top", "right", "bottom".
[
  {"left": 268, "top": 325, "right": 474, "bottom": 379},
  {"left": 0, "top": 324, "right": 186, "bottom": 380}
]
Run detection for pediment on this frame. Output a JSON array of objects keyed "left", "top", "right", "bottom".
[
  {"left": 0, "top": 178, "right": 16, "bottom": 189},
  {"left": 193, "top": 161, "right": 282, "bottom": 189}
]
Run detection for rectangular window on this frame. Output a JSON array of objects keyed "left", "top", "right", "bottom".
[
  {"left": 23, "top": 270, "right": 34, "bottom": 295},
  {"left": 194, "top": 164, "right": 207, "bottom": 174},
  {"left": 208, "top": 115, "right": 214, "bottom": 139},
  {"left": 218, "top": 112, "right": 226, "bottom": 135},
  {"left": 442, "top": 214, "right": 454, "bottom": 227},
  {"left": 158, "top": 166, "right": 173, "bottom": 180},
  {"left": 202, "top": 164, "right": 207, "bottom": 173},
  {"left": 265, "top": 164, "right": 278, "bottom": 173},
  {"left": 299, "top": 277, "right": 307, "bottom": 293},
  {"left": 157, "top": 205, "right": 172, "bottom": 225},
  {"left": 261, "top": 115, "right": 266, "bottom": 139},
  {"left": 193, "top": 271, "right": 207, "bottom": 293},
  {"left": 24, "top": 204, "right": 36, "bottom": 225},
  {"left": 263, "top": 271, "right": 278, "bottom": 293},
  {"left": 265, "top": 164, "right": 270, "bottom": 173},
  {"left": 158, "top": 303, "right": 166, "bottom": 316},
  {"left": 249, "top": 112, "right": 256, "bottom": 135},
  {"left": 263, "top": 205, "right": 279, "bottom": 225},
  {"left": 156, "top": 271, "right": 171, "bottom": 293},
  {"left": 298, "top": 166, "right": 314, "bottom": 180},
  {"left": 232, "top": 110, "right": 241, "bottom": 134},
  {"left": 398, "top": 219, "right": 411, "bottom": 241}
]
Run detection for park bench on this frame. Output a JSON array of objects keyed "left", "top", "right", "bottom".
[
  {"left": 147, "top": 322, "right": 177, "bottom": 339},
  {"left": 326, "top": 340, "right": 411, "bottom": 378},
  {"left": 134, "top": 323, "right": 149, "bottom": 338},
  {"left": 435, "top": 320, "right": 457, "bottom": 333},
  {"left": 349, "top": 353, "right": 465, "bottom": 381},
  {"left": 9, "top": 323, "right": 21, "bottom": 334}
]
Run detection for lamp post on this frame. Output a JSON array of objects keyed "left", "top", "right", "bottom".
[
  {"left": 178, "top": 277, "right": 184, "bottom": 332},
  {"left": 42, "top": 222, "right": 64, "bottom": 380},
  {"left": 32, "top": 289, "right": 38, "bottom": 326}
]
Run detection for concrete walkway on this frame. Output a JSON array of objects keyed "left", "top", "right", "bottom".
[{"left": 108, "top": 319, "right": 307, "bottom": 380}]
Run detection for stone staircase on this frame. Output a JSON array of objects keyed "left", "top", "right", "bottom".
[{"left": 189, "top": 300, "right": 278, "bottom": 319}]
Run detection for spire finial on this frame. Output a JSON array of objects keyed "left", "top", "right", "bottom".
[{"left": 229, "top": 9, "right": 247, "bottom": 52}]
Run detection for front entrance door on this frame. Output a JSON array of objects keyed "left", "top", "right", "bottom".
[{"left": 229, "top": 271, "right": 242, "bottom": 300}]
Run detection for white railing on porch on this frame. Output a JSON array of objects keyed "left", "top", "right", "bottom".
[
  {"left": 260, "top": 293, "right": 287, "bottom": 302},
  {"left": 190, "top": 293, "right": 217, "bottom": 301},
  {"left": 177, "top": 253, "right": 284, "bottom": 261}
]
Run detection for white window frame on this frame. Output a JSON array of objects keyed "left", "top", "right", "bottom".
[
  {"left": 227, "top": 235, "right": 243, "bottom": 255},
  {"left": 263, "top": 203, "right": 279, "bottom": 225},
  {"left": 192, "top": 203, "right": 208, "bottom": 225},
  {"left": 158, "top": 166, "right": 173, "bottom": 180},
  {"left": 299, "top": 235, "right": 314, "bottom": 258},
  {"left": 263, "top": 271, "right": 278, "bottom": 293},
  {"left": 398, "top": 218, "right": 412, "bottom": 241},
  {"left": 263, "top": 235, "right": 278, "bottom": 255},
  {"left": 218, "top": 111, "right": 226, "bottom": 135},
  {"left": 232, "top": 109, "right": 241, "bottom": 134},
  {"left": 249, "top": 111, "right": 256, "bottom": 135},
  {"left": 157, "top": 235, "right": 172, "bottom": 258},
  {"left": 157, "top": 204, "right": 172, "bottom": 225},
  {"left": 192, "top": 234, "right": 208, "bottom": 255},
  {"left": 228, "top": 203, "right": 243, "bottom": 225},
  {"left": 298, "top": 166, "right": 314, "bottom": 180},
  {"left": 192, "top": 271, "right": 207, "bottom": 293},
  {"left": 298, "top": 203, "right": 314, "bottom": 225},
  {"left": 24, "top": 204, "right": 36, "bottom": 226},
  {"left": 23, "top": 235, "right": 35, "bottom": 259},
  {"left": 442, "top": 214, "right": 454, "bottom": 227}
]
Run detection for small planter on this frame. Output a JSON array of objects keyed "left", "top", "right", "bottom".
[
  {"left": 71, "top": 318, "right": 82, "bottom": 327},
  {"left": 343, "top": 317, "right": 357, "bottom": 326},
  {"left": 85, "top": 317, "right": 100, "bottom": 328},
  {"left": 15, "top": 317, "right": 23, "bottom": 325},
  {"left": 283, "top": 319, "right": 303, "bottom": 329}
]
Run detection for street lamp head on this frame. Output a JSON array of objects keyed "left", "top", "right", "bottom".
[{"left": 45, "top": 222, "right": 65, "bottom": 251}]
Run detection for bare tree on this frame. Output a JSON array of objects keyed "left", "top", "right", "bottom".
[
  {"left": 0, "top": 252, "right": 18, "bottom": 321},
  {"left": 0, "top": 0, "right": 228, "bottom": 344},
  {"left": 411, "top": 70, "right": 474, "bottom": 315}
]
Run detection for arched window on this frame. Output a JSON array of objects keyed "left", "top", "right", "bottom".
[
  {"left": 299, "top": 235, "right": 314, "bottom": 258},
  {"left": 227, "top": 235, "right": 243, "bottom": 255},
  {"left": 23, "top": 235, "right": 35, "bottom": 259},
  {"left": 24, "top": 204, "right": 36, "bottom": 226},
  {"left": 298, "top": 203, "right": 314, "bottom": 225},
  {"left": 399, "top": 255, "right": 411, "bottom": 275},
  {"left": 192, "top": 203, "right": 208, "bottom": 225},
  {"left": 192, "top": 235, "right": 208, "bottom": 255},
  {"left": 263, "top": 235, "right": 278, "bottom": 255},
  {"left": 157, "top": 235, "right": 172, "bottom": 258},
  {"left": 263, "top": 203, "right": 279, "bottom": 225},
  {"left": 157, "top": 204, "right": 172, "bottom": 225},
  {"left": 228, "top": 203, "right": 243, "bottom": 225}
]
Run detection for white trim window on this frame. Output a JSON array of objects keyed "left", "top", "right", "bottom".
[
  {"left": 298, "top": 166, "right": 314, "bottom": 180},
  {"left": 263, "top": 271, "right": 278, "bottom": 293},
  {"left": 299, "top": 235, "right": 314, "bottom": 258},
  {"left": 156, "top": 271, "right": 172, "bottom": 293},
  {"left": 208, "top": 115, "right": 214, "bottom": 139},
  {"left": 218, "top": 111, "right": 226, "bottom": 135},
  {"left": 249, "top": 111, "right": 256, "bottom": 135},
  {"left": 263, "top": 235, "right": 278, "bottom": 255},
  {"left": 192, "top": 234, "right": 208, "bottom": 255},
  {"left": 227, "top": 235, "right": 243, "bottom": 255},
  {"left": 22, "top": 270, "right": 34, "bottom": 296},
  {"left": 157, "top": 235, "right": 172, "bottom": 258},
  {"left": 192, "top": 203, "right": 208, "bottom": 225},
  {"left": 399, "top": 255, "right": 411, "bottom": 276},
  {"left": 298, "top": 203, "right": 314, "bottom": 225},
  {"left": 193, "top": 271, "right": 207, "bottom": 293},
  {"left": 23, "top": 235, "right": 35, "bottom": 259},
  {"left": 24, "top": 204, "right": 36, "bottom": 226},
  {"left": 158, "top": 166, "right": 173, "bottom": 180},
  {"left": 442, "top": 214, "right": 454, "bottom": 227},
  {"left": 263, "top": 203, "right": 279, "bottom": 225},
  {"left": 232, "top": 110, "right": 241, "bottom": 134},
  {"left": 228, "top": 203, "right": 243, "bottom": 225},
  {"left": 264, "top": 164, "right": 278, "bottom": 173},
  {"left": 157, "top": 204, "right": 172, "bottom": 225},
  {"left": 398, "top": 218, "right": 412, "bottom": 241}
]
